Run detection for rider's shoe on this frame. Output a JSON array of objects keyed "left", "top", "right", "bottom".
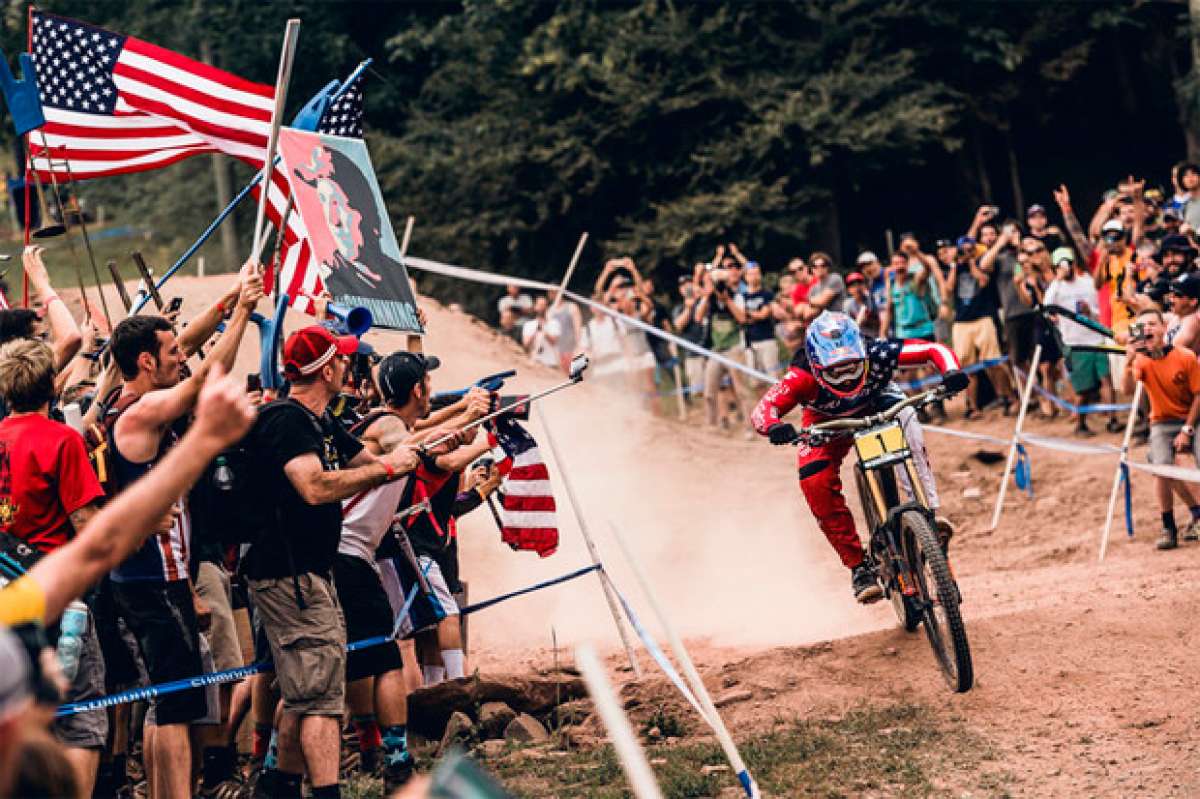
[
  {"left": 1157, "top": 528, "right": 1179, "bottom": 551},
  {"left": 851, "top": 564, "right": 883, "bottom": 604},
  {"left": 935, "top": 516, "right": 955, "bottom": 554}
]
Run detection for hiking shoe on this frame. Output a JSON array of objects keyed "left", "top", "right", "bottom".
[
  {"left": 384, "top": 753, "right": 417, "bottom": 793},
  {"left": 935, "top": 516, "right": 955, "bottom": 554},
  {"left": 851, "top": 564, "right": 883, "bottom": 604},
  {"left": 1183, "top": 519, "right": 1200, "bottom": 542},
  {"left": 1157, "top": 529, "right": 1179, "bottom": 551}
]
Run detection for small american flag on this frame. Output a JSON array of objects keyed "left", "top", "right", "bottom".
[{"left": 486, "top": 416, "right": 559, "bottom": 558}]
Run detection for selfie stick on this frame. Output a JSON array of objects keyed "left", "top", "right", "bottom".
[{"left": 419, "top": 354, "right": 590, "bottom": 453}]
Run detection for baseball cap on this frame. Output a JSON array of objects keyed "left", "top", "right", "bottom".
[
  {"left": 1026, "top": 203, "right": 1046, "bottom": 216},
  {"left": 1170, "top": 272, "right": 1200, "bottom": 300},
  {"left": 846, "top": 271, "right": 865, "bottom": 285},
  {"left": 1051, "top": 247, "right": 1075, "bottom": 266},
  {"left": 1101, "top": 218, "right": 1125, "bottom": 234},
  {"left": 378, "top": 351, "right": 441, "bottom": 405},
  {"left": 1161, "top": 233, "right": 1195, "bottom": 253},
  {"left": 856, "top": 251, "right": 878, "bottom": 265},
  {"left": 282, "top": 325, "right": 358, "bottom": 378},
  {"left": 955, "top": 235, "right": 976, "bottom": 249}
]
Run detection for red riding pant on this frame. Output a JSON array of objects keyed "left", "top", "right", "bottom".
[{"left": 796, "top": 431, "right": 863, "bottom": 570}]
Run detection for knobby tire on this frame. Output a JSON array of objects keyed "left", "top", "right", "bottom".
[{"left": 901, "top": 510, "right": 973, "bottom": 692}]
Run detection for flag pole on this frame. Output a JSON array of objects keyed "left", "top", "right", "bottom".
[
  {"left": 249, "top": 19, "right": 301, "bottom": 266},
  {"left": 399, "top": 215, "right": 421, "bottom": 354}
]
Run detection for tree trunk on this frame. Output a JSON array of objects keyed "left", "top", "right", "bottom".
[
  {"left": 824, "top": 155, "right": 844, "bottom": 266},
  {"left": 1185, "top": 0, "right": 1200, "bottom": 161},
  {"left": 1004, "top": 126, "right": 1023, "bottom": 219},
  {"left": 969, "top": 119, "right": 993, "bottom": 204}
]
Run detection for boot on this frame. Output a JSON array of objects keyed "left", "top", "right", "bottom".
[{"left": 1156, "top": 528, "right": 1179, "bottom": 551}]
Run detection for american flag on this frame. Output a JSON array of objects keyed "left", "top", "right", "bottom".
[
  {"left": 25, "top": 11, "right": 366, "bottom": 316},
  {"left": 486, "top": 416, "right": 559, "bottom": 558}
]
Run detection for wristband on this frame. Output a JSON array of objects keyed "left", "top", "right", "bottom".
[
  {"left": 216, "top": 300, "right": 228, "bottom": 318},
  {"left": 382, "top": 462, "right": 396, "bottom": 483},
  {"left": 1184, "top": 425, "right": 1195, "bottom": 437}
]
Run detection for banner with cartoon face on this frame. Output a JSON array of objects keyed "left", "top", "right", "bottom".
[{"left": 278, "top": 127, "right": 423, "bottom": 334}]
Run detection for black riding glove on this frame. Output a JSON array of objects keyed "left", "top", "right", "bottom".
[
  {"left": 767, "top": 423, "right": 798, "bottom": 445},
  {"left": 941, "top": 369, "right": 969, "bottom": 395}
]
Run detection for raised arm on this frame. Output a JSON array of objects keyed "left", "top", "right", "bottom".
[
  {"left": 178, "top": 277, "right": 241, "bottom": 357},
  {"left": 965, "top": 205, "right": 994, "bottom": 241},
  {"left": 23, "top": 246, "right": 81, "bottom": 371},
  {"left": 898, "top": 339, "right": 961, "bottom": 373},
  {"left": 1053, "top": 184, "right": 1094, "bottom": 262}
]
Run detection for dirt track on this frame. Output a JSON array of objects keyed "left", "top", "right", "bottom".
[{"left": 75, "top": 275, "right": 1200, "bottom": 796}]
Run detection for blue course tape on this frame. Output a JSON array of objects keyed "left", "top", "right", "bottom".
[
  {"left": 57, "top": 564, "right": 600, "bottom": 717},
  {"left": 1014, "top": 366, "right": 1132, "bottom": 415},
  {"left": 895, "top": 356, "right": 1008, "bottom": 392}
]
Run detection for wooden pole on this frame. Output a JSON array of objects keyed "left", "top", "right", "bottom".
[
  {"left": 550, "top": 232, "right": 587, "bottom": 313},
  {"left": 1100, "top": 380, "right": 1144, "bottom": 562},
  {"left": 398, "top": 215, "right": 421, "bottom": 353},
  {"left": 533, "top": 404, "right": 642, "bottom": 678},
  {"left": 606, "top": 520, "right": 759, "bottom": 798},
  {"left": 250, "top": 19, "right": 301, "bottom": 263},
  {"left": 575, "top": 643, "right": 664, "bottom": 799},
  {"left": 989, "top": 343, "right": 1043, "bottom": 531}
]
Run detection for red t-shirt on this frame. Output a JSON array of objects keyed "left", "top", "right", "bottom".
[
  {"left": 791, "top": 278, "right": 814, "bottom": 307},
  {"left": 0, "top": 413, "right": 104, "bottom": 553}
]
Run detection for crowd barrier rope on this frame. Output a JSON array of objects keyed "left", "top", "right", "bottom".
[
  {"left": 57, "top": 563, "right": 603, "bottom": 717},
  {"left": 1011, "top": 365, "right": 1132, "bottom": 415}
]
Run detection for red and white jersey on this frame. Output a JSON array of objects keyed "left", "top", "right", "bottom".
[{"left": 339, "top": 476, "right": 412, "bottom": 567}]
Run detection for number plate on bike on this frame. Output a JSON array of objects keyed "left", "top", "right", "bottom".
[{"left": 854, "top": 423, "right": 910, "bottom": 470}]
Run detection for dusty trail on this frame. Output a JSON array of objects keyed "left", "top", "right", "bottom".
[{"left": 73, "top": 275, "right": 1200, "bottom": 795}]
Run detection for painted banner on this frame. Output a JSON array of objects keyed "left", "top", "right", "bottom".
[{"left": 278, "top": 127, "right": 422, "bottom": 333}]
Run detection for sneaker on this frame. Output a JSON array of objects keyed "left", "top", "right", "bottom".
[
  {"left": 360, "top": 747, "right": 382, "bottom": 777},
  {"left": 935, "top": 516, "right": 955, "bottom": 554},
  {"left": 851, "top": 564, "right": 883, "bottom": 604},
  {"left": 1184, "top": 518, "right": 1200, "bottom": 542},
  {"left": 384, "top": 753, "right": 417, "bottom": 793},
  {"left": 1157, "top": 529, "right": 1179, "bottom": 551},
  {"left": 197, "top": 776, "right": 246, "bottom": 799}
]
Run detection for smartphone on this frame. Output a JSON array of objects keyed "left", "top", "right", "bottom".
[
  {"left": 246, "top": 373, "right": 262, "bottom": 392},
  {"left": 165, "top": 296, "right": 183, "bottom": 314}
]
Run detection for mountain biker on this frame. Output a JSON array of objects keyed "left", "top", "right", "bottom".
[{"left": 751, "top": 311, "right": 969, "bottom": 603}]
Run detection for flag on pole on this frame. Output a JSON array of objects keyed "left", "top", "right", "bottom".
[{"left": 486, "top": 417, "right": 559, "bottom": 558}]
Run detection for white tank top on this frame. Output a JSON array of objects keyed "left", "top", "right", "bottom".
[{"left": 338, "top": 477, "right": 411, "bottom": 567}]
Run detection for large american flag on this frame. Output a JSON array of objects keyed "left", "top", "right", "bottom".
[
  {"left": 486, "top": 416, "right": 559, "bottom": 558},
  {"left": 25, "top": 11, "right": 364, "bottom": 315}
]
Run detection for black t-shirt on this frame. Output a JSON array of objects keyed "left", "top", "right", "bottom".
[
  {"left": 671, "top": 301, "right": 707, "bottom": 349},
  {"left": 242, "top": 400, "right": 364, "bottom": 580},
  {"left": 645, "top": 302, "right": 673, "bottom": 365},
  {"left": 740, "top": 289, "right": 775, "bottom": 344}
]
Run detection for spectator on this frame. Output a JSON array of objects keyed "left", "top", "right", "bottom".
[
  {"left": 520, "top": 295, "right": 561, "bottom": 369},
  {"left": 496, "top": 283, "right": 532, "bottom": 322},
  {"left": 738, "top": 261, "right": 778, "bottom": 374},
  {"left": 786, "top": 257, "right": 813, "bottom": 312},
  {"left": 694, "top": 248, "right": 749, "bottom": 431},
  {"left": 1094, "top": 218, "right": 1137, "bottom": 341},
  {"left": 879, "top": 251, "right": 936, "bottom": 343},
  {"left": 106, "top": 266, "right": 258, "bottom": 799},
  {"left": 1177, "top": 163, "right": 1200, "bottom": 233},
  {"left": 546, "top": 289, "right": 584, "bottom": 374},
  {"left": 801, "top": 253, "right": 845, "bottom": 321},
  {"left": 1025, "top": 203, "right": 1064, "bottom": 252},
  {"left": 1013, "top": 238, "right": 1067, "bottom": 420},
  {"left": 981, "top": 222, "right": 1040, "bottom": 387},
  {"left": 0, "top": 338, "right": 106, "bottom": 794},
  {"left": 239, "top": 325, "right": 427, "bottom": 799},
  {"left": 1044, "top": 247, "right": 1119, "bottom": 436},
  {"left": 842, "top": 272, "right": 880, "bottom": 337},
  {"left": 1123, "top": 308, "right": 1200, "bottom": 550},
  {"left": 946, "top": 235, "right": 1017, "bottom": 418},
  {"left": 856, "top": 251, "right": 888, "bottom": 315},
  {"left": 672, "top": 271, "right": 708, "bottom": 393},
  {"left": 1167, "top": 273, "right": 1200, "bottom": 352},
  {"left": 0, "top": 247, "right": 82, "bottom": 374}
]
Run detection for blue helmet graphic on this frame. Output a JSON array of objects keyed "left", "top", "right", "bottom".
[{"left": 805, "top": 311, "right": 868, "bottom": 397}]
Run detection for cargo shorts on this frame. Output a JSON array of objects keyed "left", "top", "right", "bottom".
[{"left": 249, "top": 572, "right": 346, "bottom": 717}]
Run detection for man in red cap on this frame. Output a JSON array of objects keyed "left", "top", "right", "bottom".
[{"left": 240, "top": 325, "right": 448, "bottom": 799}]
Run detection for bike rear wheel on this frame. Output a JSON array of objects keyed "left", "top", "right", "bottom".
[{"left": 901, "top": 510, "right": 973, "bottom": 692}]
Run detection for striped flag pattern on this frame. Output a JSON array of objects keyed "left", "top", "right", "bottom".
[
  {"left": 486, "top": 417, "right": 559, "bottom": 558},
  {"left": 25, "top": 10, "right": 338, "bottom": 316}
]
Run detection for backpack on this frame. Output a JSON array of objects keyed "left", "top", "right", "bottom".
[{"left": 83, "top": 388, "right": 141, "bottom": 502}]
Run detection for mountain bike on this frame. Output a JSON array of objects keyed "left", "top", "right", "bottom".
[{"left": 791, "top": 388, "right": 974, "bottom": 693}]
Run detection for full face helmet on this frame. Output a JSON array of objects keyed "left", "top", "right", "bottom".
[{"left": 805, "top": 311, "right": 868, "bottom": 398}]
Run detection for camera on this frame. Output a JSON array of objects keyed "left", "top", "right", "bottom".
[{"left": 1128, "top": 321, "right": 1148, "bottom": 344}]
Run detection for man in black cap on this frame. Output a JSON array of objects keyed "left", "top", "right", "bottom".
[
  {"left": 1160, "top": 234, "right": 1197, "bottom": 282},
  {"left": 1168, "top": 273, "right": 1200, "bottom": 353},
  {"left": 1025, "top": 203, "right": 1064, "bottom": 252}
]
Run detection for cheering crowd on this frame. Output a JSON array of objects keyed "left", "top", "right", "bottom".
[
  {"left": 0, "top": 247, "right": 527, "bottom": 798},
  {"left": 503, "top": 164, "right": 1200, "bottom": 548}
]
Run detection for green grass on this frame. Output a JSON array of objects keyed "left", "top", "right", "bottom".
[{"left": 343, "top": 702, "right": 1015, "bottom": 798}]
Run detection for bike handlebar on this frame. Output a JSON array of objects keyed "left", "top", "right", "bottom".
[{"left": 790, "top": 388, "right": 948, "bottom": 445}]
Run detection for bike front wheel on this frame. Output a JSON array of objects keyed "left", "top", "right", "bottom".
[{"left": 901, "top": 510, "right": 973, "bottom": 692}]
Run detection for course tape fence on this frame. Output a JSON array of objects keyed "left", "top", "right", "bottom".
[
  {"left": 57, "top": 563, "right": 601, "bottom": 717},
  {"left": 1012, "top": 366, "right": 1132, "bottom": 415}
]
